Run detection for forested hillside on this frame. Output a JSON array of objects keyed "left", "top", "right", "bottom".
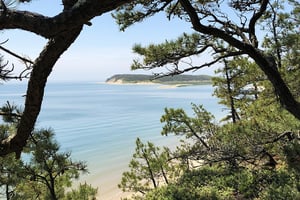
[{"left": 106, "top": 74, "right": 212, "bottom": 84}]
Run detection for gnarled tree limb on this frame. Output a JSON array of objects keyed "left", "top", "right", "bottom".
[
  {"left": 0, "top": 26, "right": 83, "bottom": 158},
  {"left": 0, "top": 0, "right": 135, "bottom": 38}
]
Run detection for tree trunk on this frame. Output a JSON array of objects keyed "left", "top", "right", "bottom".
[
  {"left": 224, "top": 59, "right": 238, "bottom": 123},
  {"left": 142, "top": 151, "right": 157, "bottom": 188},
  {"left": 249, "top": 50, "right": 300, "bottom": 120},
  {"left": 49, "top": 176, "right": 58, "bottom": 200}
]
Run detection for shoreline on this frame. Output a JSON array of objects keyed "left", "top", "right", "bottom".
[
  {"left": 73, "top": 162, "right": 131, "bottom": 200},
  {"left": 73, "top": 135, "right": 182, "bottom": 200}
]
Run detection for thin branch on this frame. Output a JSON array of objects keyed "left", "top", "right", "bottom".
[
  {"left": 184, "top": 119, "right": 210, "bottom": 149},
  {"left": 169, "top": 50, "right": 245, "bottom": 76},
  {"left": 0, "top": 45, "right": 33, "bottom": 64},
  {"left": 205, "top": 10, "right": 249, "bottom": 41},
  {"left": 0, "top": 111, "right": 22, "bottom": 119},
  {"left": 179, "top": 0, "right": 255, "bottom": 53},
  {"left": 0, "top": 63, "right": 31, "bottom": 80}
]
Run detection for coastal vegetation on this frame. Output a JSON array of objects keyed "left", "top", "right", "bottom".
[
  {"left": 115, "top": 0, "right": 300, "bottom": 199},
  {"left": 106, "top": 74, "right": 212, "bottom": 85},
  {"left": 0, "top": 0, "right": 299, "bottom": 200}
]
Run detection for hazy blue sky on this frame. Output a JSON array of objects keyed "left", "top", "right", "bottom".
[{"left": 1, "top": 1, "right": 216, "bottom": 82}]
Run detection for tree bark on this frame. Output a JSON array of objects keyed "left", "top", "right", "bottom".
[
  {"left": 0, "top": 0, "right": 134, "bottom": 38},
  {"left": 142, "top": 150, "right": 157, "bottom": 189}
]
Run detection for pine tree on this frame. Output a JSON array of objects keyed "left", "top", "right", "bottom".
[{"left": 119, "top": 138, "right": 174, "bottom": 198}]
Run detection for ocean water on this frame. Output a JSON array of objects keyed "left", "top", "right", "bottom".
[{"left": 0, "top": 82, "right": 224, "bottom": 199}]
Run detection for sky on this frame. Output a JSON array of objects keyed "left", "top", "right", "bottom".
[{"left": 1, "top": 0, "right": 216, "bottom": 82}]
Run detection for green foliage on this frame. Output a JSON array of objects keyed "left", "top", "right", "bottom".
[
  {"left": 145, "top": 166, "right": 300, "bottom": 200},
  {"left": 131, "top": 33, "right": 208, "bottom": 70},
  {"left": 284, "top": 141, "right": 300, "bottom": 173},
  {"left": 145, "top": 184, "right": 205, "bottom": 200},
  {"left": 0, "top": 102, "right": 22, "bottom": 123},
  {"left": 0, "top": 122, "right": 91, "bottom": 200},
  {"left": 112, "top": 0, "right": 176, "bottom": 31},
  {"left": 0, "top": 148, "right": 24, "bottom": 199},
  {"left": 21, "top": 128, "right": 88, "bottom": 200},
  {"left": 258, "top": 169, "right": 300, "bottom": 200}
]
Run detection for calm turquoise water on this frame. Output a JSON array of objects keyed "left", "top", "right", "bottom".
[{"left": 0, "top": 82, "right": 224, "bottom": 198}]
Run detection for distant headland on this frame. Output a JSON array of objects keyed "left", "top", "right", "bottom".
[{"left": 105, "top": 74, "right": 212, "bottom": 86}]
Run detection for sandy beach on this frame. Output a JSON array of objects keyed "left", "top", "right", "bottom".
[
  {"left": 75, "top": 170, "right": 131, "bottom": 200},
  {"left": 104, "top": 80, "right": 183, "bottom": 89},
  {"left": 97, "top": 186, "right": 131, "bottom": 200}
]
